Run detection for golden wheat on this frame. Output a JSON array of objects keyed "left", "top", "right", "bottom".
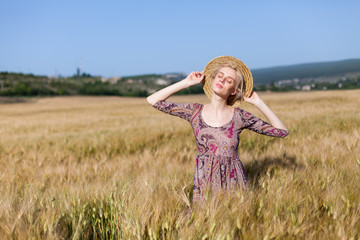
[{"left": 0, "top": 90, "right": 359, "bottom": 239}]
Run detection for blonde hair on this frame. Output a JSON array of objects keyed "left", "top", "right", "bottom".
[{"left": 210, "top": 61, "right": 244, "bottom": 106}]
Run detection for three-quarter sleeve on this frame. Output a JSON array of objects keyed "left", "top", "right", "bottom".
[
  {"left": 153, "top": 100, "right": 195, "bottom": 122},
  {"left": 239, "top": 109, "right": 289, "bottom": 138}
]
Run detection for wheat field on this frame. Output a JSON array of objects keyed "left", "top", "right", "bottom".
[{"left": 0, "top": 90, "right": 359, "bottom": 239}]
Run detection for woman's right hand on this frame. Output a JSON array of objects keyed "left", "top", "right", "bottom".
[
  {"left": 147, "top": 71, "right": 204, "bottom": 106},
  {"left": 184, "top": 71, "right": 204, "bottom": 87}
]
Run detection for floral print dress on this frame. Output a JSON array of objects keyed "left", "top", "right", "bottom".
[{"left": 153, "top": 100, "right": 289, "bottom": 203}]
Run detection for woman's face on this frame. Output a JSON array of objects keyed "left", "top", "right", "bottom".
[{"left": 211, "top": 67, "right": 238, "bottom": 99}]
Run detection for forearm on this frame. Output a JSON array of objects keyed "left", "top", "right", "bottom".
[
  {"left": 254, "top": 100, "right": 288, "bottom": 131},
  {"left": 146, "top": 79, "right": 189, "bottom": 106}
]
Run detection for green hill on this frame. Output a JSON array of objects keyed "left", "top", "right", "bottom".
[{"left": 251, "top": 59, "right": 360, "bottom": 85}]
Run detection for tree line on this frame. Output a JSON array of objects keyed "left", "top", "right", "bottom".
[{"left": 1, "top": 71, "right": 359, "bottom": 98}]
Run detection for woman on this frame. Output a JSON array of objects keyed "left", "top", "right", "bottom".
[{"left": 147, "top": 56, "right": 289, "bottom": 204}]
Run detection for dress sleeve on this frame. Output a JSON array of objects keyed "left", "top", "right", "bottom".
[
  {"left": 152, "top": 100, "right": 195, "bottom": 122},
  {"left": 239, "top": 109, "right": 289, "bottom": 138}
]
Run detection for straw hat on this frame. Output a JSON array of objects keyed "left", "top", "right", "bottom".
[{"left": 202, "top": 56, "right": 253, "bottom": 106}]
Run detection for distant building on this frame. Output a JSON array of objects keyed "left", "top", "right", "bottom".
[{"left": 302, "top": 85, "right": 311, "bottom": 91}]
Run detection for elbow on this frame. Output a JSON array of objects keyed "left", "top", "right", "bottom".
[
  {"left": 147, "top": 94, "right": 164, "bottom": 106},
  {"left": 146, "top": 96, "right": 155, "bottom": 106},
  {"left": 281, "top": 129, "right": 289, "bottom": 138}
]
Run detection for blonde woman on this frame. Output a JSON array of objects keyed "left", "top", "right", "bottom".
[{"left": 147, "top": 56, "right": 289, "bottom": 204}]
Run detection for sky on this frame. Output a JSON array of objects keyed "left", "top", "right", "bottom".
[{"left": 1, "top": 0, "right": 359, "bottom": 77}]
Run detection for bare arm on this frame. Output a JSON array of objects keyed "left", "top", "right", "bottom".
[
  {"left": 146, "top": 71, "right": 204, "bottom": 106},
  {"left": 243, "top": 92, "right": 288, "bottom": 131}
]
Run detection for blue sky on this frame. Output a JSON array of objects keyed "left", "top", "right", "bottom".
[{"left": 1, "top": 0, "right": 359, "bottom": 77}]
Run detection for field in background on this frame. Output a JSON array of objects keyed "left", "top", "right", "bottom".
[{"left": 0, "top": 90, "right": 359, "bottom": 239}]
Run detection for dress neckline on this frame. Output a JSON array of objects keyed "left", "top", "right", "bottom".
[{"left": 199, "top": 104, "right": 236, "bottom": 128}]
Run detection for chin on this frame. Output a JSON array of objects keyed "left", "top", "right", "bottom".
[{"left": 212, "top": 89, "right": 229, "bottom": 100}]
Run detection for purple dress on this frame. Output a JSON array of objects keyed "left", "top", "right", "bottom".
[{"left": 153, "top": 100, "right": 289, "bottom": 203}]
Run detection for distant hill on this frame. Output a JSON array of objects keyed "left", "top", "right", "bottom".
[{"left": 251, "top": 59, "right": 360, "bottom": 85}]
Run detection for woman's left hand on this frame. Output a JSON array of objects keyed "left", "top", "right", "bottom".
[{"left": 243, "top": 91, "right": 263, "bottom": 106}]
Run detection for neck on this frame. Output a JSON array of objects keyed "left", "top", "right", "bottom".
[{"left": 209, "top": 94, "right": 231, "bottom": 112}]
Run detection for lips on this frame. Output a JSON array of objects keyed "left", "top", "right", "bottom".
[{"left": 216, "top": 83, "right": 223, "bottom": 89}]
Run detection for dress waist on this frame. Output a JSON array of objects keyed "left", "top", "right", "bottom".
[{"left": 197, "top": 152, "right": 239, "bottom": 160}]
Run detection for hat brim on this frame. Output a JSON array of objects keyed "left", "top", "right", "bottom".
[{"left": 202, "top": 56, "right": 253, "bottom": 106}]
